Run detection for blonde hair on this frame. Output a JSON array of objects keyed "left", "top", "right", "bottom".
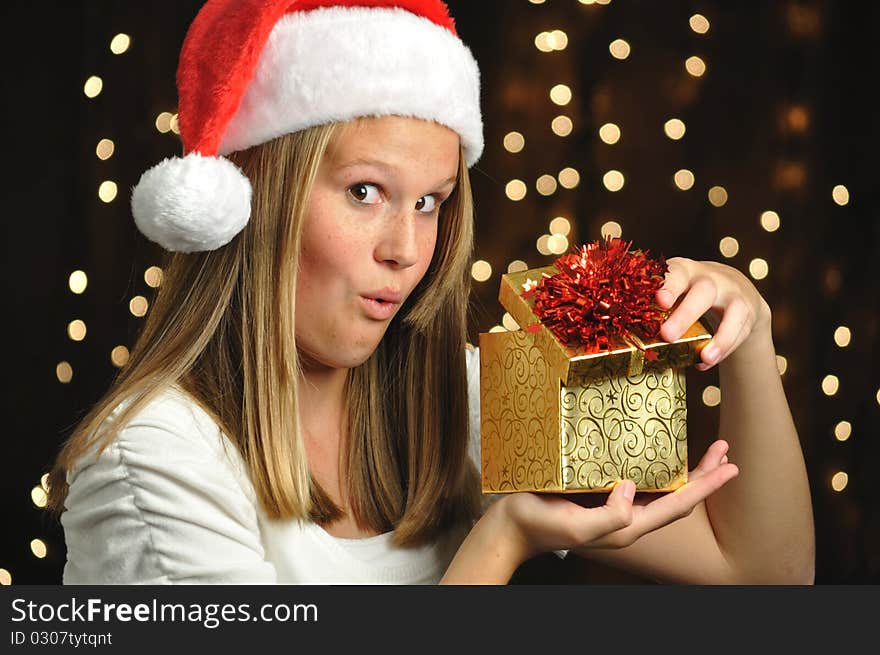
[{"left": 47, "top": 121, "right": 480, "bottom": 546}]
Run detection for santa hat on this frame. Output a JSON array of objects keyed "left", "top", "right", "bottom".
[{"left": 131, "top": 0, "right": 483, "bottom": 253}]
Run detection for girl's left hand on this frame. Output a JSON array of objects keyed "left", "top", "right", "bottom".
[{"left": 656, "top": 257, "right": 772, "bottom": 371}]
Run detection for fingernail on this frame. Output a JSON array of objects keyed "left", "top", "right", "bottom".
[
  {"left": 703, "top": 344, "right": 718, "bottom": 363},
  {"left": 621, "top": 480, "right": 636, "bottom": 501}
]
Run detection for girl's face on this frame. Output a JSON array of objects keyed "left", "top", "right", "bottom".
[{"left": 295, "top": 115, "right": 460, "bottom": 371}]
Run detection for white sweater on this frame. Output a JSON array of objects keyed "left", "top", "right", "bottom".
[{"left": 61, "top": 348, "right": 485, "bottom": 585}]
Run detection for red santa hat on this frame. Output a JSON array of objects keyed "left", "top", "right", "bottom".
[{"left": 131, "top": 0, "right": 483, "bottom": 253}]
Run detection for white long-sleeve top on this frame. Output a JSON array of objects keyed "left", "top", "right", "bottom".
[{"left": 61, "top": 348, "right": 485, "bottom": 585}]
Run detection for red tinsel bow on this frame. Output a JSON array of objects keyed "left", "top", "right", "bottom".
[{"left": 531, "top": 237, "right": 668, "bottom": 352}]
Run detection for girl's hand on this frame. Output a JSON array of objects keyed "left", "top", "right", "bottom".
[
  {"left": 494, "top": 440, "right": 738, "bottom": 560},
  {"left": 656, "top": 257, "right": 772, "bottom": 371}
]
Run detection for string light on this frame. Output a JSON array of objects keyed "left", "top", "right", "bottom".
[
  {"left": 144, "top": 266, "right": 163, "bottom": 288},
  {"left": 821, "top": 374, "right": 840, "bottom": 396},
  {"left": 834, "top": 326, "right": 851, "bottom": 347},
  {"left": 31, "top": 486, "right": 48, "bottom": 509},
  {"left": 170, "top": 113, "right": 180, "bottom": 135},
  {"left": 0, "top": 569, "right": 11, "bottom": 586},
  {"left": 471, "top": 260, "right": 492, "bottom": 282},
  {"left": 550, "top": 84, "right": 572, "bottom": 105},
  {"left": 749, "top": 258, "right": 769, "bottom": 280},
  {"left": 30, "top": 539, "right": 47, "bottom": 559},
  {"left": 536, "top": 234, "right": 552, "bottom": 255},
  {"left": 664, "top": 118, "right": 686, "bottom": 140},
  {"left": 505, "top": 179, "right": 527, "bottom": 201},
  {"left": 834, "top": 421, "right": 852, "bottom": 442},
  {"left": 507, "top": 260, "right": 528, "bottom": 273},
  {"left": 488, "top": 325, "right": 507, "bottom": 333},
  {"left": 702, "top": 385, "right": 721, "bottom": 407},
  {"left": 503, "top": 131, "right": 525, "bottom": 153},
  {"left": 41, "top": 474, "right": 49, "bottom": 492},
  {"left": 598, "top": 123, "right": 620, "bottom": 144},
  {"left": 776, "top": 355, "right": 788, "bottom": 375},
  {"left": 55, "top": 361, "right": 73, "bottom": 384},
  {"left": 95, "top": 138, "right": 114, "bottom": 160},
  {"left": 558, "top": 167, "right": 580, "bottom": 189},
  {"left": 832, "top": 184, "right": 850, "bottom": 205},
  {"left": 155, "top": 112, "right": 174, "bottom": 133},
  {"left": 600, "top": 221, "right": 622, "bottom": 238},
  {"left": 502, "top": 313, "right": 520, "bottom": 331},
  {"left": 719, "top": 237, "right": 739, "bottom": 258},
  {"left": 111, "top": 345, "right": 130, "bottom": 368},
  {"left": 98, "top": 181, "right": 118, "bottom": 203},
  {"left": 129, "top": 296, "right": 149, "bottom": 317},
  {"left": 707, "top": 186, "right": 728, "bottom": 206},
  {"left": 609, "top": 39, "right": 631, "bottom": 59},
  {"left": 549, "top": 217, "right": 571, "bottom": 235},
  {"left": 602, "top": 170, "right": 625, "bottom": 191},
  {"left": 67, "top": 320, "right": 87, "bottom": 342},
  {"left": 547, "top": 234, "right": 569, "bottom": 255},
  {"left": 674, "top": 169, "right": 695, "bottom": 190},
  {"left": 551, "top": 115, "right": 573, "bottom": 136},
  {"left": 760, "top": 210, "right": 781, "bottom": 232},
  {"left": 83, "top": 76, "right": 103, "bottom": 98},
  {"left": 68, "top": 271, "right": 88, "bottom": 294},
  {"left": 536, "top": 174, "right": 558, "bottom": 196},
  {"left": 689, "top": 14, "right": 710, "bottom": 34},
  {"left": 831, "top": 471, "right": 848, "bottom": 492},
  {"left": 685, "top": 56, "right": 707, "bottom": 77},
  {"left": 110, "top": 33, "right": 131, "bottom": 55}
]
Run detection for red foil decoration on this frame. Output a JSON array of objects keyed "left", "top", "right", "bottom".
[{"left": 532, "top": 237, "right": 668, "bottom": 352}]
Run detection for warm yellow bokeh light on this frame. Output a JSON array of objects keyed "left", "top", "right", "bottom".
[
  {"left": 130, "top": 296, "right": 149, "bottom": 317},
  {"left": 760, "top": 210, "right": 781, "bottom": 232},
  {"left": 749, "top": 258, "right": 769, "bottom": 280},
  {"left": 549, "top": 30, "right": 568, "bottom": 50},
  {"left": 505, "top": 179, "right": 527, "bottom": 201},
  {"left": 68, "top": 270, "right": 88, "bottom": 294},
  {"left": 664, "top": 118, "right": 686, "bottom": 140},
  {"left": 471, "top": 260, "right": 492, "bottom": 282},
  {"left": 68, "top": 320, "right": 87, "bottom": 342},
  {"left": 31, "top": 486, "right": 48, "bottom": 509},
  {"left": 550, "top": 84, "right": 572, "bottom": 106},
  {"left": 707, "top": 186, "right": 728, "bottom": 207},
  {"left": 558, "top": 167, "right": 580, "bottom": 189},
  {"left": 536, "top": 234, "right": 552, "bottom": 255},
  {"left": 56, "top": 361, "right": 73, "bottom": 384},
  {"left": 170, "top": 113, "right": 180, "bottom": 135},
  {"left": 689, "top": 14, "right": 710, "bottom": 34},
  {"left": 98, "top": 181, "right": 118, "bottom": 203},
  {"left": 549, "top": 217, "right": 571, "bottom": 236},
  {"left": 831, "top": 471, "right": 848, "bottom": 492},
  {"left": 110, "top": 33, "right": 131, "bottom": 54},
  {"left": 719, "top": 237, "right": 739, "bottom": 258},
  {"left": 674, "top": 169, "right": 695, "bottom": 190},
  {"left": 503, "top": 131, "right": 525, "bottom": 153},
  {"left": 507, "top": 260, "right": 529, "bottom": 274},
  {"left": 601, "top": 221, "right": 622, "bottom": 239},
  {"left": 834, "top": 421, "right": 852, "bottom": 442},
  {"left": 551, "top": 115, "right": 573, "bottom": 136},
  {"left": 832, "top": 185, "right": 850, "bottom": 205},
  {"left": 0, "top": 569, "right": 10, "bottom": 586},
  {"left": 685, "top": 56, "right": 707, "bottom": 77},
  {"left": 41, "top": 473, "right": 50, "bottom": 492},
  {"left": 502, "top": 313, "right": 520, "bottom": 331},
  {"left": 776, "top": 355, "right": 788, "bottom": 376},
  {"left": 144, "top": 266, "right": 164, "bottom": 288},
  {"left": 536, "top": 174, "right": 558, "bottom": 196},
  {"left": 702, "top": 385, "right": 721, "bottom": 407},
  {"left": 602, "top": 170, "right": 625, "bottom": 192},
  {"left": 84, "top": 76, "right": 103, "bottom": 98},
  {"left": 598, "top": 123, "right": 620, "bottom": 144},
  {"left": 155, "top": 112, "right": 174, "bottom": 134},
  {"left": 534, "top": 32, "right": 553, "bottom": 53},
  {"left": 547, "top": 234, "right": 569, "bottom": 255},
  {"left": 822, "top": 374, "right": 839, "bottom": 396},
  {"left": 488, "top": 325, "right": 507, "bottom": 333},
  {"left": 833, "top": 326, "right": 851, "bottom": 347},
  {"left": 30, "top": 539, "right": 47, "bottom": 559},
  {"left": 609, "top": 39, "right": 631, "bottom": 59},
  {"left": 96, "top": 138, "right": 115, "bottom": 160},
  {"left": 111, "top": 345, "right": 131, "bottom": 368}
]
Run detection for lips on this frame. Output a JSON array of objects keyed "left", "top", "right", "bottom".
[
  {"left": 363, "top": 287, "right": 403, "bottom": 304},
  {"left": 359, "top": 287, "right": 403, "bottom": 321}
]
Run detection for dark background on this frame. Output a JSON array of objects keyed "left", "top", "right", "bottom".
[{"left": 2, "top": 0, "right": 877, "bottom": 585}]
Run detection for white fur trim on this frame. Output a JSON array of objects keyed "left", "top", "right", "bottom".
[
  {"left": 219, "top": 6, "right": 483, "bottom": 166},
  {"left": 131, "top": 153, "right": 252, "bottom": 252}
]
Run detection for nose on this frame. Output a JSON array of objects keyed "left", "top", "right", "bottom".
[{"left": 375, "top": 207, "right": 419, "bottom": 269}]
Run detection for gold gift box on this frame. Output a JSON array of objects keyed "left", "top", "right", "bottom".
[{"left": 480, "top": 267, "right": 711, "bottom": 493}]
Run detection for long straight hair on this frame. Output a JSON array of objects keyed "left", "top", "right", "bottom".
[{"left": 47, "top": 121, "right": 480, "bottom": 546}]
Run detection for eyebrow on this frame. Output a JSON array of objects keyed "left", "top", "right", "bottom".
[{"left": 335, "top": 157, "right": 458, "bottom": 189}]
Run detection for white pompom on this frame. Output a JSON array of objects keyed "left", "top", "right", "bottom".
[{"left": 131, "top": 153, "right": 252, "bottom": 252}]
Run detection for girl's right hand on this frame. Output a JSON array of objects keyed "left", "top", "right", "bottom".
[{"left": 493, "top": 439, "right": 738, "bottom": 563}]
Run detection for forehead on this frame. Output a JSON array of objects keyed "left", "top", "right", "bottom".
[{"left": 324, "top": 116, "right": 460, "bottom": 176}]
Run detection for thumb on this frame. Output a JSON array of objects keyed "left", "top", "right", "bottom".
[{"left": 592, "top": 479, "right": 636, "bottom": 534}]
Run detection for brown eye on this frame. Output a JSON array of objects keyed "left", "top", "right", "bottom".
[
  {"left": 348, "top": 183, "right": 381, "bottom": 204},
  {"left": 415, "top": 195, "right": 438, "bottom": 213}
]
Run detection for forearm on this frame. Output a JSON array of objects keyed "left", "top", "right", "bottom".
[
  {"left": 708, "top": 321, "right": 815, "bottom": 583},
  {"left": 440, "top": 501, "right": 524, "bottom": 584}
]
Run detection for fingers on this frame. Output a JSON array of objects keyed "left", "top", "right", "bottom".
[
  {"left": 695, "top": 298, "right": 752, "bottom": 370},
  {"left": 658, "top": 276, "right": 719, "bottom": 344},
  {"left": 581, "top": 480, "right": 635, "bottom": 538},
  {"left": 688, "top": 440, "right": 729, "bottom": 481}
]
